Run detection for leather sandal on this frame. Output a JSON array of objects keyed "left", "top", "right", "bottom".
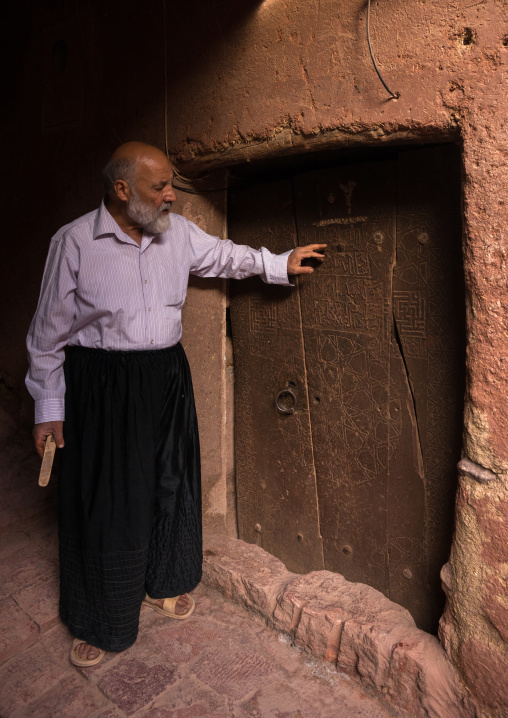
[
  {"left": 70, "top": 638, "right": 106, "bottom": 667},
  {"left": 142, "top": 593, "right": 195, "bottom": 620}
]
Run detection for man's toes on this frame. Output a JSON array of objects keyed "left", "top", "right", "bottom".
[
  {"left": 75, "top": 642, "right": 100, "bottom": 660},
  {"left": 175, "top": 594, "right": 191, "bottom": 614},
  {"left": 147, "top": 594, "right": 193, "bottom": 615},
  {"left": 85, "top": 645, "right": 100, "bottom": 660}
]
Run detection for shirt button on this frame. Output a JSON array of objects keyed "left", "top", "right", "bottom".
[
  {"left": 148, "top": 307, "right": 152, "bottom": 311},
  {"left": 145, "top": 280, "right": 148, "bottom": 284},
  {"left": 150, "top": 339, "right": 154, "bottom": 344}
]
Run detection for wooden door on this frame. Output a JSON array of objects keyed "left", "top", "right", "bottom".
[
  {"left": 391, "top": 146, "right": 465, "bottom": 628},
  {"left": 228, "top": 179, "right": 325, "bottom": 573},
  {"left": 229, "top": 146, "right": 464, "bottom": 632},
  {"left": 293, "top": 159, "right": 397, "bottom": 598}
]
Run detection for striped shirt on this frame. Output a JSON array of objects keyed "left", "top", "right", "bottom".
[{"left": 26, "top": 202, "right": 292, "bottom": 423}]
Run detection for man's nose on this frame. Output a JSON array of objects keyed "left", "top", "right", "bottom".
[{"left": 164, "top": 186, "right": 177, "bottom": 203}]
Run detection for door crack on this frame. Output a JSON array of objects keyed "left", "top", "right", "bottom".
[
  {"left": 392, "top": 311, "right": 424, "bottom": 474},
  {"left": 291, "top": 180, "right": 325, "bottom": 569}
]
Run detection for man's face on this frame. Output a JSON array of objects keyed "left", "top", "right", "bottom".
[{"left": 126, "top": 156, "right": 177, "bottom": 234}]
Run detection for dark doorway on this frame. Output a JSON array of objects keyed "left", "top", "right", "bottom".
[{"left": 228, "top": 144, "right": 465, "bottom": 633}]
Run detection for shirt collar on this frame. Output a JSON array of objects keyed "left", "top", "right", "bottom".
[
  {"left": 93, "top": 200, "right": 157, "bottom": 251},
  {"left": 93, "top": 201, "right": 124, "bottom": 240},
  {"left": 93, "top": 201, "right": 159, "bottom": 249}
]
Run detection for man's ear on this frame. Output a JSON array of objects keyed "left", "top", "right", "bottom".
[{"left": 114, "top": 179, "right": 130, "bottom": 202}]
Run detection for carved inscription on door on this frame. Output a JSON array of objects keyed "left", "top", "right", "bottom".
[
  {"left": 229, "top": 179, "right": 325, "bottom": 574},
  {"left": 294, "top": 161, "right": 396, "bottom": 593},
  {"left": 229, "top": 147, "right": 464, "bottom": 632},
  {"left": 392, "top": 146, "right": 465, "bottom": 629}
]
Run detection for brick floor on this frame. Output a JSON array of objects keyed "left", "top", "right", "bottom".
[
  {"left": 0, "top": 428, "right": 404, "bottom": 717},
  {"left": 1, "top": 578, "right": 406, "bottom": 717}
]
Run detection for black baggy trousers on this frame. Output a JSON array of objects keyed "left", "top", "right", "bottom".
[{"left": 58, "top": 344, "right": 202, "bottom": 652}]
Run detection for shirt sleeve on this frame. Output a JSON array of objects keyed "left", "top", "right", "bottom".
[
  {"left": 25, "top": 236, "right": 79, "bottom": 423},
  {"left": 186, "top": 220, "right": 293, "bottom": 285}
]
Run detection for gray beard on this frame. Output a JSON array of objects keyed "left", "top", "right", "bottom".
[{"left": 127, "top": 191, "right": 172, "bottom": 234}]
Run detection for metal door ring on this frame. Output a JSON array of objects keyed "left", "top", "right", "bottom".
[{"left": 276, "top": 387, "right": 297, "bottom": 414}]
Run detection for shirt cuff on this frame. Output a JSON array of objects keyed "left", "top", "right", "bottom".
[
  {"left": 265, "top": 250, "right": 294, "bottom": 286},
  {"left": 35, "top": 399, "right": 65, "bottom": 424}
]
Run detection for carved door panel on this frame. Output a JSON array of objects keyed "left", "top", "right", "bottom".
[
  {"left": 293, "top": 161, "right": 397, "bottom": 596},
  {"left": 228, "top": 179, "right": 325, "bottom": 573},
  {"left": 229, "top": 147, "right": 464, "bottom": 632},
  {"left": 391, "top": 145, "right": 465, "bottom": 631}
]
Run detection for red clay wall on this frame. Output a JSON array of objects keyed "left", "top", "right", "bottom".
[
  {"left": 154, "top": 4, "right": 508, "bottom": 712},
  {"left": 2, "top": 0, "right": 507, "bottom": 712}
]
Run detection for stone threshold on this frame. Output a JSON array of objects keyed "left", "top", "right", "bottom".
[{"left": 202, "top": 531, "right": 477, "bottom": 718}]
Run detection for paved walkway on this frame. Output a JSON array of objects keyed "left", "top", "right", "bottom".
[{"left": 0, "top": 423, "right": 404, "bottom": 717}]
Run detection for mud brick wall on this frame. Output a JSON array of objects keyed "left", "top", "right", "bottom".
[{"left": 1, "top": 1, "right": 507, "bottom": 713}]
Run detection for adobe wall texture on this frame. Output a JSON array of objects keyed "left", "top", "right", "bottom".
[
  {"left": 166, "top": 2, "right": 508, "bottom": 713},
  {"left": 1, "top": 0, "right": 507, "bottom": 713}
]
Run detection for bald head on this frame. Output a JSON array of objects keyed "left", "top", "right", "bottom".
[
  {"left": 109, "top": 141, "right": 169, "bottom": 166},
  {"left": 102, "top": 142, "right": 172, "bottom": 196},
  {"left": 102, "top": 142, "right": 177, "bottom": 237}
]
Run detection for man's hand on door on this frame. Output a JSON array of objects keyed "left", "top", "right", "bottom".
[{"left": 287, "top": 244, "right": 327, "bottom": 275}]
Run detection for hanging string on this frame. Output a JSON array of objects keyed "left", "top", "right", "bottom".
[
  {"left": 173, "top": 183, "right": 229, "bottom": 193},
  {"left": 366, "top": 0, "right": 400, "bottom": 99},
  {"left": 163, "top": 0, "right": 169, "bottom": 157}
]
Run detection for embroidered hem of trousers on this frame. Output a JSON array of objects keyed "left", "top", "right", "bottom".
[{"left": 58, "top": 344, "right": 202, "bottom": 652}]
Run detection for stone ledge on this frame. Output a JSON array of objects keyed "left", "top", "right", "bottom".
[{"left": 202, "top": 532, "right": 477, "bottom": 718}]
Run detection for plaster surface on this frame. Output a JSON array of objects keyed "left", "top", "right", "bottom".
[{"left": 175, "top": 179, "right": 235, "bottom": 534}]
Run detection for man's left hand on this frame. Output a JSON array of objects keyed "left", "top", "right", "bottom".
[{"left": 287, "top": 244, "right": 327, "bottom": 275}]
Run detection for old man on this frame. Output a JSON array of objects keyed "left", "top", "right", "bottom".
[{"left": 26, "top": 141, "right": 325, "bottom": 666}]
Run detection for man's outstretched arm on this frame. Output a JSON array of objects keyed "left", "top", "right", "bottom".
[{"left": 186, "top": 217, "right": 326, "bottom": 285}]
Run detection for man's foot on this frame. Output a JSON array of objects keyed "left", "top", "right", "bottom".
[
  {"left": 154, "top": 594, "right": 191, "bottom": 615},
  {"left": 74, "top": 642, "right": 101, "bottom": 661},
  {"left": 70, "top": 639, "right": 106, "bottom": 667},
  {"left": 142, "top": 593, "right": 195, "bottom": 619}
]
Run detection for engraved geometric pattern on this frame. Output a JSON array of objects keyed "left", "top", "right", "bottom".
[
  {"left": 393, "top": 290, "right": 426, "bottom": 337},
  {"left": 249, "top": 298, "right": 277, "bottom": 333},
  {"left": 229, "top": 178, "right": 325, "bottom": 576},
  {"left": 230, "top": 147, "right": 464, "bottom": 633}
]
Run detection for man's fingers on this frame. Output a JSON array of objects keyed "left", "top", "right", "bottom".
[
  {"left": 35, "top": 435, "right": 45, "bottom": 458},
  {"left": 292, "top": 266, "right": 314, "bottom": 275},
  {"left": 33, "top": 421, "right": 65, "bottom": 457},
  {"left": 297, "top": 251, "right": 324, "bottom": 259},
  {"left": 299, "top": 246, "right": 326, "bottom": 253},
  {"left": 294, "top": 247, "right": 326, "bottom": 261},
  {"left": 53, "top": 425, "right": 65, "bottom": 449}
]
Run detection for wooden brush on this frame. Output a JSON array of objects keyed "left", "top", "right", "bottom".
[{"left": 39, "top": 434, "right": 56, "bottom": 487}]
